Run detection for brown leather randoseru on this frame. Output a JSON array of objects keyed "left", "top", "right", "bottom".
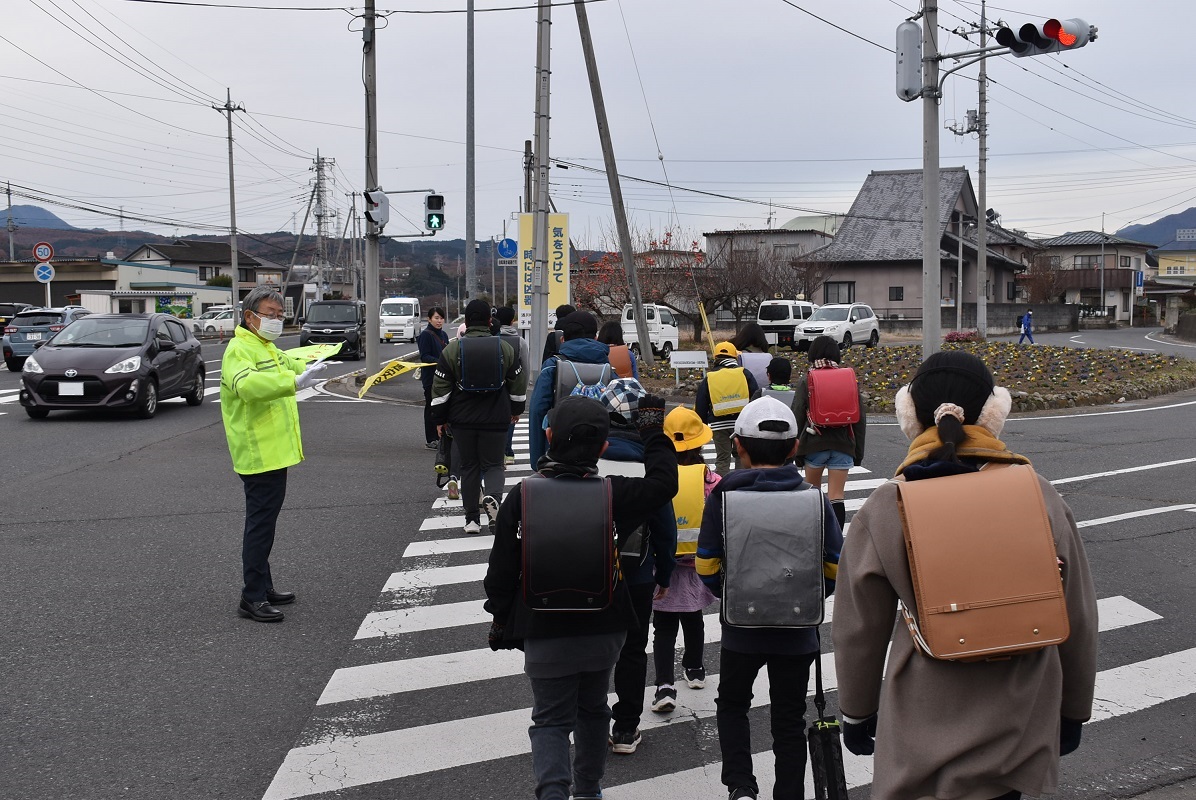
[{"left": 895, "top": 463, "right": 1069, "bottom": 661}]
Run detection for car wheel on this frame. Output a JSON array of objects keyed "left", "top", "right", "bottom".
[
  {"left": 630, "top": 343, "right": 641, "bottom": 357},
  {"left": 25, "top": 406, "right": 49, "bottom": 419},
  {"left": 204, "top": 325, "right": 216, "bottom": 334},
  {"left": 867, "top": 329, "right": 879, "bottom": 348},
  {"left": 5, "top": 357, "right": 23, "bottom": 372},
  {"left": 185, "top": 368, "right": 205, "bottom": 406},
  {"left": 136, "top": 378, "right": 159, "bottom": 419},
  {"left": 841, "top": 332, "right": 853, "bottom": 349},
  {"left": 660, "top": 342, "right": 673, "bottom": 358}
]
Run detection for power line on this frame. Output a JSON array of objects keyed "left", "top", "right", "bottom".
[
  {"left": 775, "top": 0, "right": 893, "bottom": 53},
  {"left": 114, "top": 0, "right": 609, "bottom": 12}
]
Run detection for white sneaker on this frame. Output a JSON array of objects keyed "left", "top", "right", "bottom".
[
  {"left": 463, "top": 520, "right": 482, "bottom": 535},
  {"left": 446, "top": 478, "right": 460, "bottom": 501}
]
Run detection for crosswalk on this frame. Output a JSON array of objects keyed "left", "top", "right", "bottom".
[{"left": 262, "top": 421, "right": 1196, "bottom": 800}]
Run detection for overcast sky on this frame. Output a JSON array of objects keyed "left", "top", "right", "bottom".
[{"left": 3, "top": 0, "right": 1193, "bottom": 251}]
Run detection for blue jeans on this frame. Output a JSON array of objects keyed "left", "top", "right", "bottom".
[
  {"left": 1018, "top": 330, "right": 1035, "bottom": 344},
  {"left": 529, "top": 668, "right": 613, "bottom": 800}
]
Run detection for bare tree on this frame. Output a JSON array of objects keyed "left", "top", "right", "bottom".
[
  {"left": 1023, "top": 253, "right": 1063, "bottom": 304},
  {"left": 789, "top": 253, "right": 836, "bottom": 304}
]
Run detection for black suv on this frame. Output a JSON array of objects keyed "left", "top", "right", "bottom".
[{"left": 299, "top": 300, "right": 367, "bottom": 360}]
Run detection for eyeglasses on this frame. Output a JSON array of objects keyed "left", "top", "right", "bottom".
[{"left": 251, "top": 309, "right": 286, "bottom": 321}]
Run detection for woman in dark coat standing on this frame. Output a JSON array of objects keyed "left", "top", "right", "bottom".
[{"left": 417, "top": 306, "right": 449, "bottom": 448}]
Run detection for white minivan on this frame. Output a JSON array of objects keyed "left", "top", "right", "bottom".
[
  {"left": 756, "top": 299, "right": 818, "bottom": 350},
  {"left": 380, "top": 296, "right": 421, "bottom": 343},
  {"left": 620, "top": 303, "right": 680, "bottom": 358}
]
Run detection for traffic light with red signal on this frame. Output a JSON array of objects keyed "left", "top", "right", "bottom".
[{"left": 995, "top": 18, "right": 1097, "bottom": 57}]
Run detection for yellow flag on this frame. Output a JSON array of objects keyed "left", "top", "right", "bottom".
[
  {"left": 284, "top": 342, "right": 344, "bottom": 362},
  {"left": 358, "top": 359, "right": 436, "bottom": 398}
]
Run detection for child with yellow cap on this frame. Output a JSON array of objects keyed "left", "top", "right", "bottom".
[{"left": 649, "top": 406, "right": 721, "bottom": 714}]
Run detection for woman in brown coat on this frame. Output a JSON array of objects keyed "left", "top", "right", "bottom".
[{"left": 832, "top": 351, "right": 1099, "bottom": 800}]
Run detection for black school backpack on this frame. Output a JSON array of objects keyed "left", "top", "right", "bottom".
[
  {"left": 521, "top": 474, "right": 617, "bottom": 612},
  {"left": 457, "top": 336, "right": 505, "bottom": 392}
]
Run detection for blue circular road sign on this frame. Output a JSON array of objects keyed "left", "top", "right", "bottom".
[
  {"left": 34, "top": 263, "right": 55, "bottom": 283},
  {"left": 497, "top": 238, "right": 518, "bottom": 259}
]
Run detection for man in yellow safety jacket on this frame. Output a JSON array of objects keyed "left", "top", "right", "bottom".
[
  {"left": 221, "top": 286, "right": 327, "bottom": 623},
  {"left": 694, "top": 341, "right": 758, "bottom": 475}
]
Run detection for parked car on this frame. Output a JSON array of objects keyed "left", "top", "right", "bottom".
[
  {"left": 299, "top": 300, "right": 367, "bottom": 360},
  {"left": 0, "top": 302, "right": 33, "bottom": 329},
  {"left": 19, "top": 313, "right": 205, "bottom": 420},
  {"left": 192, "top": 309, "right": 238, "bottom": 335},
  {"left": 620, "top": 303, "right": 680, "bottom": 358},
  {"left": 3, "top": 307, "right": 92, "bottom": 372},
  {"left": 795, "top": 303, "right": 880, "bottom": 350},
  {"left": 756, "top": 298, "right": 819, "bottom": 350}
]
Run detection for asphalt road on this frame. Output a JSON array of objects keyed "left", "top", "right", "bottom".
[{"left": 1, "top": 330, "right": 1193, "bottom": 800}]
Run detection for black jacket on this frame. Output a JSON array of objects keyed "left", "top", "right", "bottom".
[
  {"left": 483, "top": 427, "right": 678, "bottom": 642},
  {"left": 430, "top": 328, "right": 528, "bottom": 430}
]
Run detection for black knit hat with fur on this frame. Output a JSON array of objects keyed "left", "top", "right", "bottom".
[{"left": 908, "top": 351, "right": 995, "bottom": 430}]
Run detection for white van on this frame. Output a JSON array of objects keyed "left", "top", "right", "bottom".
[
  {"left": 756, "top": 298, "right": 818, "bottom": 350},
  {"left": 621, "top": 303, "right": 680, "bottom": 357},
  {"left": 379, "top": 296, "right": 421, "bottom": 343}
]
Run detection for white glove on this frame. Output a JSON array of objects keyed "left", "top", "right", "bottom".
[{"left": 295, "top": 361, "right": 328, "bottom": 390}]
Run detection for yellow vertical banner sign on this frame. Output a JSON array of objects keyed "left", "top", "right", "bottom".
[{"left": 517, "top": 213, "right": 570, "bottom": 329}]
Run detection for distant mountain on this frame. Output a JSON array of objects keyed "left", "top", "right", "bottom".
[
  {"left": 8, "top": 205, "right": 79, "bottom": 231},
  {"left": 1118, "top": 207, "right": 1196, "bottom": 250}
]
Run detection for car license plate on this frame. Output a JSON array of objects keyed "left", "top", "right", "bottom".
[
  {"left": 26, "top": 332, "right": 42, "bottom": 341},
  {"left": 58, "top": 382, "right": 85, "bottom": 396}
]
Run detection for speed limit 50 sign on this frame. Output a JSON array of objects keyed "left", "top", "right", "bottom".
[{"left": 33, "top": 242, "right": 54, "bottom": 262}]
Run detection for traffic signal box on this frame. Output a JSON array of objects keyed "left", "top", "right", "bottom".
[
  {"left": 364, "top": 189, "right": 389, "bottom": 228},
  {"left": 996, "top": 18, "right": 1096, "bottom": 57},
  {"left": 425, "top": 194, "right": 445, "bottom": 232}
]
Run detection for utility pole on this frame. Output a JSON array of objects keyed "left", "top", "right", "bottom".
[
  {"left": 921, "top": 0, "right": 942, "bottom": 357},
  {"left": 529, "top": 0, "right": 552, "bottom": 386},
  {"left": 362, "top": 0, "right": 382, "bottom": 376},
  {"left": 6, "top": 182, "right": 15, "bottom": 261},
  {"left": 573, "top": 0, "right": 653, "bottom": 365},
  {"left": 523, "top": 140, "right": 533, "bottom": 213},
  {"left": 464, "top": 0, "right": 477, "bottom": 302},
  {"left": 1099, "top": 212, "right": 1106, "bottom": 318},
  {"left": 976, "top": 0, "right": 989, "bottom": 337},
  {"left": 214, "top": 89, "right": 245, "bottom": 297}
]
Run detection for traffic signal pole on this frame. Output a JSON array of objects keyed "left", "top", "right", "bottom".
[
  {"left": 465, "top": 0, "right": 477, "bottom": 303},
  {"left": 363, "top": 0, "right": 382, "bottom": 377},
  {"left": 921, "top": 0, "right": 941, "bottom": 357},
  {"left": 529, "top": 0, "right": 552, "bottom": 389}
]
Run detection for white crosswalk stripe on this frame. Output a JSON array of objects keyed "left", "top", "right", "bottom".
[{"left": 263, "top": 439, "right": 1196, "bottom": 800}]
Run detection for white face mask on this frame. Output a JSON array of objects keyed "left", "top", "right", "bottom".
[{"left": 255, "top": 314, "right": 284, "bottom": 341}]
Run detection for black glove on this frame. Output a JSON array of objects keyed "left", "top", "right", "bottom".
[
  {"left": 1060, "top": 717, "right": 1083, "bottom": 756},
  {"left": 635, "top": 394, "right": 666, "bottom": 432},
  {"left": 842, "top": 713, "right": 877, "bottom": 756},
  {"left": 488, "top": 620, "right": 507, "bottom": 652}
]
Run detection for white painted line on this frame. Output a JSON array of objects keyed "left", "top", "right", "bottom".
[
  {"left": 382, "top": 563, "right": 487, "bottom": 593},
  {"left": 1097, "top": 595, "right": 1163, "bottom": 631},
  {"left": 354, "top": 600, "right": 485, "bottom": 639},
  {"left": 1010, "top": 399, "right": 1196, "bottom": 421},
  {"left": 1076, "top": 504, "right": 1196, "bottom": 528},
  {"left": 433, "top": 492, "right": 510, "bottom": 510},
  {"left": 1146, "top": 331, "right": 1196, "bottom": 349},
  {"left": 0, "top": 388, "right": 20, "bottom": 394},
  {"left": 418, "top": 515, "right": 471, "bottom": 532},
  {"left": 1091, "top": 646, "right": 1196, "bottom": 722},
  {"left": 0, "top": 395, "right": 22, "bottom": 404},
  {"left": 402, "top": 535, "right": 494, "bottom": 557},
  {"left": 1051, "top": 458, "right": 1196, "bottom": 485},
  {"left": 1109, "top": 345, "right": 1156, "bottom": 352}
]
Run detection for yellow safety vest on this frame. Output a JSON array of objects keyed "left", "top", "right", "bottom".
[
  {"left": 707, "top": 366, "right": 750, "bottom": 416},
  {"left": 673, "top": 463, "right": 708, "bottom": 555}
]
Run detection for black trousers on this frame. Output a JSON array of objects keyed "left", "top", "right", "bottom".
[
  {"left": 716, "top": 647, "right": 815, "bottom": 800},
  {"left": 652, "top": 610, "right": 705, "bottom": 686},
  {"left": 422, "top": 380, "right": 438, "bottom": 444},
  {"left": 452, "top": 427, "right": 506, "bottom": 522},
  {"left": 611, "top": 582, "right": 656, "bottom": 734},
  {"left": 240, "top": 468, "right": 288, "bottom": 603}
]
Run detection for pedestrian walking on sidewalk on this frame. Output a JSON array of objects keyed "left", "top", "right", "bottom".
[
  {"left": 221, "top": 286, "right": 326, "bottom": 623},
  {"left": 1018, "top": 308, "right": 1035, "bottom": 344}
]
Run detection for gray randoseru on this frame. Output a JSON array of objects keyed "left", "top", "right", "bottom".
[{"left": 721, "top": 488, "right": 826, "bottom": 628}]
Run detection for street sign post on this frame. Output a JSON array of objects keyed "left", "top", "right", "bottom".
[
  {"left": 33, "top": 242, "right": 54, "bottom": 306},
  {"left": 497, "top": 238, "right": 518, "bottom": 259}
]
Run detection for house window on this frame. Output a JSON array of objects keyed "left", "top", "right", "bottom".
[
  {"left": 888, "top": 286, "right": 904, "bottom": 302},
  {"left": 118, "top": 298, "right": 144, "bottom": 313},
  {"left": 1122, "top": 291, "right": 1130, "bottom": 313},
  {"left": 238, "top": 268, "right": 255, "bottom": 283},
  {"left": 1007, "top": 282, "right": 1017, "bottom": 301},
  {"left": 199, "top": 266, "right": 214, "bottom": 281},
  {"left": 1119, "top": 255, "right": 1131, "bottom": 268},
  {"left": 824, "top": 282, "right": 855, "bottom": 304},
  {"left": 1074, "top": 255, "right": 1100, "bottom": 268}
]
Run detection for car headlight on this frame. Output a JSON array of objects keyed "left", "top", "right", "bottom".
[
  {"left": 23, "top": 356, "right": 43, "bottom": 374},
  {"left": 105, "top": 356, "right": 142, "bottom": 374}
]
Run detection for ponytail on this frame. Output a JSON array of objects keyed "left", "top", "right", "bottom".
[{"left": 927, "top": 414, "right": 967, "bottom": 463}]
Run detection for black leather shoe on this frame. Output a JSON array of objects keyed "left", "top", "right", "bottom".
[
  {"left": 238, "top": 598, "right": 284, "bottom": 622},
  {"left": 266, "top": 589, "right": 296, "bottom": 605}
]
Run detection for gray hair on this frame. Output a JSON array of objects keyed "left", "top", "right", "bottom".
[{"left": 240, "top": 286, "right": 284, "bottom": 327}]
